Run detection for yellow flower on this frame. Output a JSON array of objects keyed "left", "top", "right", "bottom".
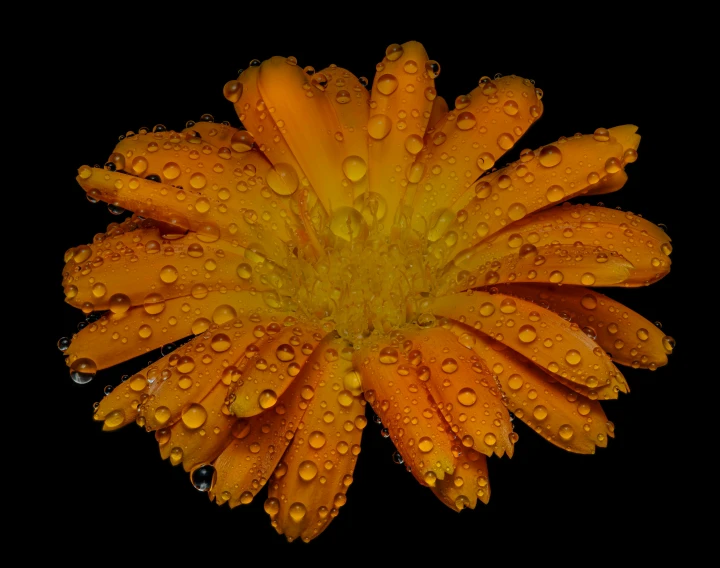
[{"left": 60, "top": 41, "right": 674, "bottom": 542}]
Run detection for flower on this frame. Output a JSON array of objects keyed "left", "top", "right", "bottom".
[{"left": 60, "top": 41, "right": 674, "bottom": 542}]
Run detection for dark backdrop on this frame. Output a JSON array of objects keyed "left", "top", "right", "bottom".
[{"left": 43, "top": 30, "right": 690, "bottom": 559}]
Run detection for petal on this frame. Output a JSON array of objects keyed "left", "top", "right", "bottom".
[
  {"left": 228, "top": 319, "right": 325, "bottom": 417},
  {"left": 495, "top": 284, "right": 671, "bottom": 369},
  {"left": 445, "top": 125, "right": 641, "bottom": 246},
  {"left": 257, "top": 57, "right": 356, "bottom": 210},
  {"left": 449, "top": 322, "right": 612, "bottom": 452},
  {"left": 431, "top": 290, "right": 628, "bottom": 396},
  {"left": 439, "top": 203, "right": 671, "bottom": 292},
  {"left": 267, "top": 349, "right": 364, "bottom": 542},
  {"left": 354, "top": 342, "right": 455, "bottom": 485},
  {"left": 158, "top": 380, "right": 235, "bottom": 471},
  {"left": 66, "top": 291, "right": 269, "bottom": 371},
  {"left": 209, "top": 333, "right": 344, "bottom": 507},
  {"left": 432, "top": 448, "right": 490, "bottom": 511},
  {"left": 62, "top": 222, "right": 280, "bottom": 313},
  {"left": 428, "top": 96, "right": 448, "bottom": 130},
  {"left": 411, "top": 75, "right": 542, "bottom": 231},
  {"left": 400, "top": 326, "right": 515, "bottom": 458},
  {"left": 367, "top": 41, "right": 435, "bottom": 232},
  {"left": 140, "top": 316, "right": 283, "bottom": 431}
]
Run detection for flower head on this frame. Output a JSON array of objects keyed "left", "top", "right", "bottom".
[{"left": 60, "top": 41, "right": 674, "bottom": 542}]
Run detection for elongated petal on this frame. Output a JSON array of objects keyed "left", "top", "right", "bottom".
[
  {"left": 257, "top": 57, "right": 356, "bottom": 210},
  {"left": 431, "top": 290, "right": 628, "bottom": 396},
  {"left": 228, "top": 320, "right": 325, "bottom": 417},
  {"left": 209, "top": 333, "right": 342, "bottom": 507},
  {"left": 140, "top": 316, "right": 283, "bottom": 430},
  {"left": 428, "top": 96, "right": 448, "bottom": 130},
  {"left": 495, "top": 284, "right": 672, "bottom": 369},
  {"left": 268, "top": 351, "right": 364, "bottom": 542},
  {"left": 440, "top": 203, "right": 671, "bottom": 291},
  {"left": 75, "top": 167, "right": 291, "bottom": 265},
  {"left": 368, "top": 41, "right": 435, "bottom": 231},
  {"left": 412, "top": 75, "right": 542, "bottom": 231},
  {"left": 400, "top": 326, "right": 514, "bottom": 458},
  {"left": 432, "top": 448, "right": 490, "bottom": 511},
  {"left": 446, "top": 125, "right": 641, "bottom": 246},
  {"left": 158, "top": 381, "right": 235, "bottom": 471},
  {"left": 450, "top": 322, "right": 612, "bottom": 451},
  {"left": 354, "top": 342, "right": 455, "bottom": 485},
  {"left": 66, "top": 292, "right": 269, "bottom": 370}
]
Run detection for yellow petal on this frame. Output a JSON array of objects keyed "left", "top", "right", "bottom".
[
  {"left": 65, "top": 291, "right": 269, "bottom": 371},
  {"left": 450, "top": 323, "right": 613, "bottom": 452},
  {"left": 354, "top": 341, "right": 455, "bottom": 485},
  {"left": 400, "top": 326, "right": 515, "bottom": 458},
  {"left": 268, "top": 350, "right": 364, "bottom": 542},
  {"left": 209, "top": 333, "right": 344, "bottom": 508},
  {"left": 431, "top": 290, "right": 628, "bottom": 396},
  {"left": 446, "top": 125, "right": 641, "bottom": 246},
  {"left": 367, "top": 41, "right": 435, "bottom": 232},
  {"left": 432, "top": 448, "right": 490, "bottom": 511},
  {"left": 495, "top": 284, "right": 671, "bottom": 369},
  {"left": 228, "top": 320, "right": 325, "bottom": 417},
  {"left": 411, "top": 75, "right": 542, "bottom": 230}
]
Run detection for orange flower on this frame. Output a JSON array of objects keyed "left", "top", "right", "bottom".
[{"left": 60, "top": 41, "right": 674, "bottom": 542}]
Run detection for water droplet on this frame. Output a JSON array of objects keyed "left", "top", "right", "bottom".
[
  {"left": 276, "top": 344, "right": 296, "bottom": 362},
  {"left": 533, "top": 405, "right": 548, "bottom": 420},
  {"left": 223, "top": 80, "right": 243, "bottom": 103},
  {"left": 376, "top": 74, "right": 399, "bottom": 95},
  {"left": 182, "top": 403, "right": 208, "bottom": 429},
  {"left": 558, "top": 424, "right": 574, "bottom": 441},
  {"left": 309, "top": 431, "right": 326, "bottom": 449},
  {"left": 108, "top": 293, "right": 131, "bottom": 314},
  {"left": 298, "top": 460, "right": 318, "bottom": 481},
  {"left": 342, "top": 155, "right": 368, "bottom": 182},
  {"left": 457, "top": 388, "right": 477, "bottom": 407},
  {"left": 368, "top": 114, "right": 392, "bottom": 140},
  {"left": 456, "top": 112, "right": 477, "bottom": 130},
  {"left": 539, "top": 145, "right": 562, "bottom": 167},
  {"left": 593, "top": 128, "right": 610, "bottom": 142},
  {"left": 379, "top": 347, "right": 398, "bottom": 364},
  {"left": 565, "top": 350, "right": 582, "bottom": 366},
  {"left": 425, "top": 60, "right": 441, "bottom": 78},
  {"left": 103, "top": 409, "right": 125, "bottom": 430},
  {"left": 191, "top": 464, "right": 216, "bottom": 491},
  {"left": 441, "top": 358, "right": 458, "bottom": 373},
  {"left": 507, "top": 374, "right": 523, "bottom": 390},
  {"left": 518, "top": 325, "right": 537, "bottom": 343},
  {"left": 385, "top": 43, "right": 404, "bottom": 61},
  {"left": 258, "top": 389, "right": 278, "bottom": 410},
  {"left": 160, "top": 265, "right": 179, "bottom": 284},
  {"left": 289, "top": 502, "right": 307, "bottom": 522},
  {"left": 546, "top": 185, "right": 565, "bottom": 202},
  {"left": 267, "top": 163, "right": 299, "bottom": 196},
  {"left": 418, "top": 437, "right": 434, "bottom": 453},
  {"left": 477, "top": 152, "right": 495, "bottom": 171}
]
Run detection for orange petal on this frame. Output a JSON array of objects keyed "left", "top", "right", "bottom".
[
  {"left": 158, "top": 380, "right": 236, "bottom": 471},
  {"left": 367, "top": 41, "right": 435, "bottom": 231},
  {"left": 267, "top": 349, "right": 364, "bottom": 542},
  {"left": 440, "top": 203, "right": 671, "bottom": 291},
  {"left": 93, "top": 371, "right": 157, "bottom": 430},
  {"left": 140, "top": 315, "right": 284, "bottom": 431},
  {"left": 209, "top": 333, "right": 343, "bottom": 508},
  {"left": 66, "top": 292, "right": 269, "bottom": 371},
  {"left": 354, "top": 341, "right": 455, "bottom": 485},
  {"left": 431, "top": 290, "right": 628, "bottom": 396},
  {"left": 450, "top": 323, "right": 613, "bottom": 451},
  {"left": 62, "top": 222, "right": 283, "bottom": 313},
  {"left": 255, "top": 57, "right": 360, "bottom": 211},
  {"left": 446, "top": 125, "right": 641, "bottom": 246},
  {"left": 400, "top": 326, "right": 515, "bottom": 458},
  {"left": 496, "top": 284, "right": 672, "bottom": 369},
  {"left": 411, "top": 75, "right": 542, "bottom": 230},
  {"left": 432, "top": 448, "right": 490, "bottom": 511},
  {"left": 428, "top": 95, "right": 448, "bottom": 130},
  {"left": 228, "top": 319, "right": 325, "bottom": 417}
]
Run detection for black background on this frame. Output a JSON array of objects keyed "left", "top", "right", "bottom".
[{"left": 43, "top": 28, "right": 692, "bottom": 559}]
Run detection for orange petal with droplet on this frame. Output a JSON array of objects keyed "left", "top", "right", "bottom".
[
  {"left": 158, "top": 381, "right": 236, "bottom": 471},
  {"left": 268, "top": 352, "right": 363, "bottom": 542},
  {"left": 431, "top": 290, "right": 628, "bottom": 396},
  {"left": 209, "top": 333, "right": 342, "bottom": 508},
  {"left": 412, "top": 75, "right": 542, "bottom": 229},
  {"left": 400, "top": 326, "right": 514, "bottom": 458},
  {"left": 66, "top": 292, "right": 269, "bottom": 371},
  {"left": 447, "top": 126, "right": 641, "bottom": 245},
  {"left": 354, "top": 342, "right": 455, "bottom": 485},
  {"left": 450, "top": 322, "right": 612, "bottom": 451},
  {"left": 228, "top": 320, "right": 324, "bottom": 417},
  {"left": 367, "top": 41, "right": 435, "bottom": 232},
  {"left": 432, "top": 448, "right": 490, "bottom": 511},
  {"left": 140, "top": 318, "right": 275, "bottom": 431},
  {"left": 495, "top": 284, "right": 671, "bottom": 369}
]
